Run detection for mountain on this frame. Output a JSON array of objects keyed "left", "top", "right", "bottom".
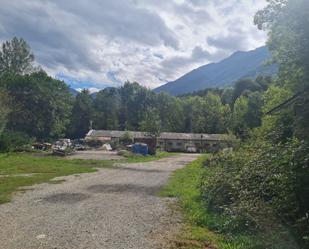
[
  {"left": 154, "top": 46, "right": 277, "bottom": 96},
  {"left": 69, "top": 87, "right": 79, "bottom": 96}
]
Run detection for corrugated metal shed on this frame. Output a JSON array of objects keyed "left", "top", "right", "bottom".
[
  {"left": 86, "top": 130, "right": 230, "bottom": 141},
  {"left": 86, "top": 130, "right": 151, "bottom": 139},
  {"left": 159, "top": 132, "right": 228, "bottom": 141}
]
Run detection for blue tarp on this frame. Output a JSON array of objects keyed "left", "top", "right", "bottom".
[{"left": 132, "top": 143, "right": 148, "bottom": 156}]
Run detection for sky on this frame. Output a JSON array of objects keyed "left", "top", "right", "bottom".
[{"left": 0, "top": 0, "right": 268, "bottom": 91}]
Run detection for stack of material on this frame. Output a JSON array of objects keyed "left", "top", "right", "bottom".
[
  {"left": 102, "top": 143, "right": 112, "bottom": 151},
  {"left": 52, "top": 139, "right": 73, "bottom": 156}
]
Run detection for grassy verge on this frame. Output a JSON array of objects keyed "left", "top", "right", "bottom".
[
  {"left": 160, "top": 155, "right": 262, "bottom": 249},
  {"left": 0, "top": 153, "right": 113, "bottom": 204},
  {"left": 122, "top": 151, "right": 177, "bottom": 163}
]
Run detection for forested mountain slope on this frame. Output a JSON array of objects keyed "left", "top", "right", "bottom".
[{"left": 154, "top": 46, "right": 277, "bottom": 95}]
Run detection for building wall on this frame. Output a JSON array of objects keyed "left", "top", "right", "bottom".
[{"left": 157, "top": 139, "right": 225, "bottom": 153}]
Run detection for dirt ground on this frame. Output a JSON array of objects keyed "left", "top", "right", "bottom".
[
  {"left": 67, "top": 150, "right": 124, "bottom": 161},
  {"left": 0, "top": 153, "right": 199, "bottom": 249}
]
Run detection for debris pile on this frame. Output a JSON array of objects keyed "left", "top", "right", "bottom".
[{"left": 52, "top": 139, "right": 74, "bottom": 156}]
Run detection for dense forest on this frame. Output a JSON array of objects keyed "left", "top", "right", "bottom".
[{"left": 0, "top": 0, "right": 308, "bottom": 247}]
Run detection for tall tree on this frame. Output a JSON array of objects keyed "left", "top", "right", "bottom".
[
  {"left": 156, "top": 93, "right": 184, "bottom": 132},
  {"left": 231, "top": 78, "right": 261, "bottom": 104},
  {"left": 139, "top": 107, "right": 161, "bottom": 137},
  {"left": 0, "top": 37, "right": 35, "bottom": 76},
  {"left": 191, "top": 93, "right": 231, "bottom": 134},
  {"left": 255, "top": 0, "right": 309, "bottom": 139},
  {"left": 69, "top": 89, "right": 94, "bottom": 139},
  {"left": 0, "top": 89, "right": 11, "bottom": 135},
  {"left": 0, "top": 71, "right": 73, "bottom": 140},
  {"left": 93, "top": 87, "right": 120, "bottom": 130}
]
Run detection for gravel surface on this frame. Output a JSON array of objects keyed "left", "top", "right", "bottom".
[
  {"left": 0, "top": 154, "right": 199, "bottom": 249},
  {"left": 67, "top": 150, "right": 124, "bottom": 161}
]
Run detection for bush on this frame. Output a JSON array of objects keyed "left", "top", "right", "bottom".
[
  {"left": 119, "top": 131, "right": 133, "bottom": 145},
  {"left": 0, "top": 131, "right": 33, "bottom": 152},
  {"left": 201, "top": 139, "right": 309, "bottom": 247}
]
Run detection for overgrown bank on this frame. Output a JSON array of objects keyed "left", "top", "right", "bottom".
[{"left": 161, "top": 152, "right": 305, "bottom": 249}]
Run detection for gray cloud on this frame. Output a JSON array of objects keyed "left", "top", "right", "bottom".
[
  {"left": 160, "top": 46, "right": 215, "bottom": 78},
  {"left": 207, "top": 34, "right": 248, "bottom": 51},
  {"left": 0, "top": 0, "right": 267, "bottom": 88}
]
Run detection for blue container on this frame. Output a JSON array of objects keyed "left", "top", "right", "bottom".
[{"left": 132, "top": 143, "right": 148, "bottom": 156}]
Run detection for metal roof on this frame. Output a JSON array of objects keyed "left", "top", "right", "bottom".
[
  {"left": 86, "top": 130, "right": 230, "bottom": 141},
  {"left": 159, "top": 132, "right": 229, "bottom": 141}
]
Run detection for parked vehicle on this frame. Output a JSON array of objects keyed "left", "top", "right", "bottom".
[{"left": 186, "top": 146, "right": 197, "bottom": 153}]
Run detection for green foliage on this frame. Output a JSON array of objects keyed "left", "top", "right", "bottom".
[
  {"left": 232, "top": 78, "right": 262, "bottom": 104},
  {"left": 69, "top": 89, "right": 94, "bottom": 138},
  {"left": 93, "top": 87, "right": 120, "bottom": 130},
  {"left": 255, "top": 0, "right": 309, "bottom": 139},
  {"left": 188, "top": 93, "right": 231, "bottom": 134},
  {"left": 119, "top": 131, "right": 133, "bottom": 145},
  {"left": 0, "top": 37, "right": 35, "bottom": 76},
  {"left": 202, "top": 139, "right": 308, "bottom": 248},
  {"left": 0, "top": 131, "right": 32, "bottom": 152},
  {"left": 89, "top": 79, "right": 272, "bottom": 136},
  {"left": 156, "top": 92, "right": 185, "bottom": 132},
  {"left": 139, "top": 107, "right": 161, "bottom": 136},
  {"left": 161, "top": 155, "right": 267, "bottom": 249},
  {"left": 0, "top": 89, "right": 11, "bottom": 135},
  {"left": 0, "top": 71, "right": 73, "bottom": 140},
  {"left": 232, "top": 92, "right": 263, "bottom": 138}
]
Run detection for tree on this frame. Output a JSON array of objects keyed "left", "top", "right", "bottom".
[
  {"left": 69, "top": 89, "right": 94, "bottom": 139},
  {"left": 191, "top": 93, "right": 231, "bottom": 134},
  {"left": 232, "top": 96, "right": 249, "bottom": 137},
  {"left": 0, "top": 71, "right": 73, "bottom": 140},
  {"left": 260, "top": 85, "right": 294, "bottom": 142},
  {"left": 139, "top": 107, "right": 161, "bottom": 137},
  {"left": 117, "top": 81, "right": 160, "bottom": 131},
  {"left": 255, "top": 0, "right": 309, "bottom": 139},
  {"left": 232, "top": 78, "right": 261, "bottom": 104},
  {"left": 156, "top": 93, "right": 184, "bottom": 132},
  {"left": 0, "top": 89, "right": 11, "bottom": 135},
  {"left": 93, "top": 87, "right": 120, "bottom": 130},
  {"left": 0, "top": 37, "right": 35, "bottom": 76}
]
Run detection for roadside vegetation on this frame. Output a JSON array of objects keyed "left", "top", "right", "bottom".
[
  {"left": 160, "top": 155, "right": 260, "bottom": 249},
  {"left": 161, "top": 154, "right": 300, "bottom": 249},
  {"left": 0, "top": 153, "right": 113, "bottom": 204}
]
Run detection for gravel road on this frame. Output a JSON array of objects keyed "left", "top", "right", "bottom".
[{"left": 0, "top": 154, "right": 199, "bottom": 249}]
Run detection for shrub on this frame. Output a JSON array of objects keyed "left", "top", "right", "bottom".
[
  {"left": 119, "top": 131, "right": 133, "bottom": 145},
  {"left": 0, "top": 131, "right": 33, "bottom": 152},
  {"left": 201, "top": 139, "right": 309, "bottom": 247}
]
